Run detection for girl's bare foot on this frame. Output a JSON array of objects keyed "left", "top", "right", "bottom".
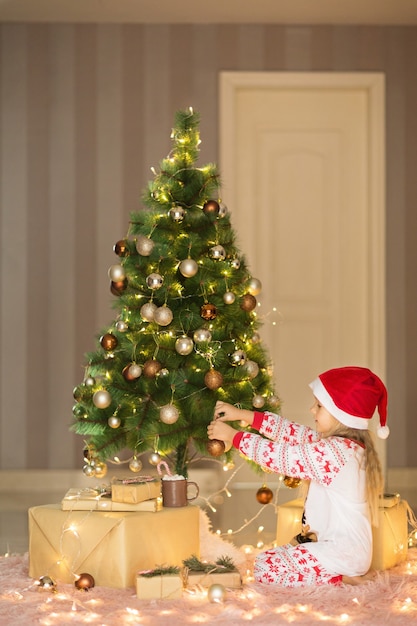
[{"left": 342, "top": 570, "right": 377, "bottom": 585}]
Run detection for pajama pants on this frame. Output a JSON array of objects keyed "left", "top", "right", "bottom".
[{"left": 254, "top": 543, "right": 343, "bottom": 587}]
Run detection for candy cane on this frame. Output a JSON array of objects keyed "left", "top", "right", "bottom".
[{"left": 157, "top": 460, "right": 172, "bottom": 477}]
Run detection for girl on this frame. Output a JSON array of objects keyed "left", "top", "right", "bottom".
[{"left": 207, "top": 366, "right": 388, "bottom": 587}]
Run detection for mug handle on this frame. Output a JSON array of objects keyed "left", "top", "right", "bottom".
[{"left": 186, "top": 481, "right": 199, "bottom": 502}]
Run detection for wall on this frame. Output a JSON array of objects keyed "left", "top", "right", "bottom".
[{"left": 0, "top": 23, "right": 416, "bottom": 469}]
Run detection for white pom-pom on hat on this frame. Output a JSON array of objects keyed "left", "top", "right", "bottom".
[{"left": 377, "top": 425, "right": 390, "bottom": 439}]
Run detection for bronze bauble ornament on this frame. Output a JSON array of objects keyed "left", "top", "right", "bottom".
[
  {"left": 143, "top": 359, "right": 162, "bottom": 378},
  {"left": 204, "top": 368, "right": 224, "bottom": 390},
  {"left": 200, "top": 303, "right": 217, "bottom": 320},
  {"left": 207, "top": 439, "right": 226, "bottom": 457},
  {"left": 75, "top": 573, "right": 95, "bottom": 591},
  {"left": 256, "top": 485, "right": 273, "bottom": 505},
  {"left": 283, "top": 476, "right": 302, "bottom": 489},
  {"left": 203, "top": 200, "right": 220, "bottom": 216},
  {"left": 110, "top": 279, "right": 128, "bottom": 296},
  {"left": 240, "top": 293, "right": 257, "bottom": 312},
  {"left": 100, "top": 333, "right": 118, "bottom": 351},
  {"left": 113, "top": 239, "right": 129, "bottom": 257}
]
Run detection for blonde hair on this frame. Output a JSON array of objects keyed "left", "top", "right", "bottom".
[{"left": 328, "top": 424, "right": 384, "bottom": 527}]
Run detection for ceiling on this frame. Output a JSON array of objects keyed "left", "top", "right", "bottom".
[{"left": 0, "top": 0, "right": 417, "bottom": 25}]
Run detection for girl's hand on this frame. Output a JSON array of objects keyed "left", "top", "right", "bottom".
[
  {"left": 207, "top": 419, "right": 237, "bottom": 443},
  {"left": 214, "top": 401, "right": 255, "bottom": 425}
]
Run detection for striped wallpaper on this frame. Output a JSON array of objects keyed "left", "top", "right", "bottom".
[{"left": 0, "top": 23, "right": 416, "bottom": 469}]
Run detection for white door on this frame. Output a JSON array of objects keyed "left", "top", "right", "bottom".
[{"left": 219, "top": 72, "right": 386, "bottom": 433}]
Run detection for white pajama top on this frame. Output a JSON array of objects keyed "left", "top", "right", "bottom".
[{"left": 233, "top": 411, "right": 372, "bottom": 577}]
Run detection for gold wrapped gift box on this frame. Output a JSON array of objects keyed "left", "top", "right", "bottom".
[
  {"left": 28, "top": 503, "right": 199, "bottom": 589},
  {"left": 62, "top": 488, "right": 162, "bottom": 512},
  {"left": 186, "top": 570, "right": 242, "bottom": 588},
  {"left": 276, "top": 496, "right": 409, "bottom": 571},
  {"left": 111, "top": 477, "right": 161, "bottom": 504},
  {"left": 136, "top": 573, "right": 183, "bottom": 599}
]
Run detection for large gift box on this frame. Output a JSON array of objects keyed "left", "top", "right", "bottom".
[
  {"left": 62, "top": 488, "right": 162, "bottom": 512},
  {"left": 111, "top": 476, "right": 161, "bottom": 504},
  {"left": 28, "top": 503, "right": 199, "bottom": 588},
  {"left": 276, "top": 496, "right": 409, "bottom": 571}
]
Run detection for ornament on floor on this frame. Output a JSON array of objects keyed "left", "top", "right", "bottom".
[
  {"left": 153, "top": 305, "right": 174, "bottom": 326},
  {"left": 256, "top": 484, "right": 273, "bottom": 505},
  {"left": 179, "top": 258, "right": 198, "bottom": 278},
  {"left": 206, "top": 439, "right": 226, "bottom": 457},
  {"left": 283, "top": 475, "right": 302, "bottom": 489},
  {"left": 240, "top": 293, "right": 257, "bottom": 312},
  {"left": 35, "top": 575, "right": 57, "bottom": 591},
  {"left": 203, "top": 199, "right": 220, "bottom": 216},
  {"left": 100, "top": 333, "right": 118, "bottom": 351},
  {"left": 200, "top": 303, "right": 217, "bottom": 320},
  {"left": 204, "top": 368, "right": 224, "bottom": 390},
  {"left": 207, "top": 583, "right": 226, "bottom": 603},
  {"left": 93, "top": 389, "right": 112, "bottom": 409},
  {"left": 136, "top": 235, "right": 155, "bottom": 256},
  {"left": 113, "top": 239, "right": 129, "bottom": 257},
  {"left": 74, "top": 572, "right": 95, "bottom": 591}
]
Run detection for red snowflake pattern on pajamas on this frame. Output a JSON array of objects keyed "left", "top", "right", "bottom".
[{"left": 254, "top": 544, "right": 342, "bottom": 587}]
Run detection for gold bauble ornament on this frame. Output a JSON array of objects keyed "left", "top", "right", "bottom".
[
  {"left": 143, "top": 359, "right": 162, "bottom": 378},
  {"left": 93, "top": 389, "right": 112, "bottom": 409},
  {"left": 74, "top": 572, "right": 95, "bottom": 591},
  {"left": 247, "top": 277, "right": 262, "bottom": 295},
  {"left": 93, "top": 461, "right": 107, "bottom": 478},
  {"left": 256, "top": 484, "right": 273, "bottom": 505},
  {"left": 200, "top": 303, "right": 217, "bottom": 320},
  {"left": 193, "top": 328, "right": 212, "bottom": 343},
  {"left": 169, "top": 205, "right": 186, "bottom": 222},
  {"left": 146, "top": 272, "right": 164, "bottom": 290},
  {"left": 240, "top": 293, "right": 257, "bottom": 312},
  {"left": 223, "top": 291, "right": 235, "bottom": 304},
  {"left": 110, "top": 278, "right": 128, "bottom": 296},
  {"left": 108, "top": 415, "right": 121, "bottom": 429},
  {"left": 209, "top": 245, "right": 226, "bottom": 261},
  {"left": 160, "top": 404, "right": 179, "bottom": 424},
  {"left": 100, "top": 333, "right": 118, "bottom": 351},
  {"left": 153, "top": 305, "right": 173, "bottom": 326},
  {"left": 175, "top": 335, "right": 194, "bottom": 355},
  {"left": 122, "top": 363, "right": 142, "bottom": 381},
  {"left": 204, "top": 369, "right": 224, "bottom": 390},
  {"left": 207, "top": 583, "right": 226, "bottom": 603},
  {"left": 283, "top": 476, "right": 302, "bottom": 489},
  {"left": 108, "top": 264, "right": 125, "bottom": 282},
  {"left": 179, "top": 258, "right": 198, "bottom": 278},
  {"left": 149, "top": 451, "right": 161, "bottom": 466},
  {"left": 140, "top": 301, "right": 157, "bottom": 322},
  {"left": 207, "top": 439, "right": 226, "bottom": 457},
  {"left": 252, "top": 394, "right": 265, "bottom": 409},
  {"left": 36, "top": 575, "right": 57, "bottom": 591},
  {"left": 129, "top": 456, "right": 143, "bottom": 473},
  {"left": 136, "top": 235, "right": 155, "bottom": 256}
]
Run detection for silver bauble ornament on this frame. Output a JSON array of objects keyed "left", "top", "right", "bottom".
[
  {"left": 153, "top": 305, "right": 173, "bottom": 326},
  {"left": 230, "top": 349, "right": 247, "bottom": 366},
  {"left": 193, "top": 328, "right": 212, "bottom": 343},
  {"left": 160, "top": 404, "right": 179, "bottom": 424},
  {"left": 209, "top": 245, "right": 226, "bottom": 261},
  {"left": 140, "top": 301, "right": 157, "bottom": 322},
  {"left": 93, "top": 389, "right": 112, "bottom": 408},
  {"left": 218, "top": 202, "right": 228, "bottom": 218},
  {"left": 158, "top": 368, "right": 170, "bottom": 377},
  {"left": 175, "top": 335, "right": 194, "bottom": 356},
  {"left": 247, "top": 277, "right": 262, "bottom": 295},
  {"left": 207, "top": 583, "right": 227, "bottom": 603},
  {"left": 230, "top": 258, "right": 240, "bottom": 269},
  {"left": 129, "top": 456, "right": 143, "bottom": 473},
  {"left": 108, "top": 415, "right": 121, "bottom": 428},
  {"left": 146, "top": 273, "right": 164, "bottom": 289},
  {"left": 169, "top": 205, "right": 185, "bottom": 222},
  {"left": 245, "top": 360, "right": 260, "bottom": 379},
  {"left": 252, "top": 395, "right": 265, "bottom": 409},
  {"left": 223, "top": 291, "right": 235, "bottom": 304},
  {"left": 136, "top": 235, "right": 155, "bottom": 256},
  {"left": 179, "top": 258, "right": 198, "bottom": 278},
  {"left": 252, "top": 331, "right": 261, "bottom": 344},
  {"left": 84, "top": 376, "right": 95, "bottom": 387},
  {"left": 108, "top": 264, "right": 126, "bottom": 282},
  {"left": 82, "top": 464, "right": 95, "bottom": 477},
  {"left": 149, "top": 451, "right": 161, "bottom": 466},
  {"left": 115, "top": 320, "right": 128, "bottom": 332},
  {"left": 37, "top": 575, "right": 57, "bottom": 590}
]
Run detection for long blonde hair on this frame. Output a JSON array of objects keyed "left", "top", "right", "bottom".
[{"left": 329, "top": 424, "right": 384, "bottom": 527}]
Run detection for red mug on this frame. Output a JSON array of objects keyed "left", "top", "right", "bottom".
[{"left": 161, "top": 478, "right": 199, "bottom": 507}]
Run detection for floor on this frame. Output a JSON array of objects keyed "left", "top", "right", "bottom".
[{"left": 1, "top": 468, "right": 416, "bottom": 556}]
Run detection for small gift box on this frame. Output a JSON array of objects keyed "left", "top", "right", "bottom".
[
  {"left": 62, "top": 488, "right": 162, "bottom": 512},
  {"left": 111, "top": 476, "right": 161, "bottom": 504},
  {"left": 136, "top": 567, "right": 183, "bottom": 599},
  {"left": 183, "top": 555, "right": 242, "bottom": 589}
]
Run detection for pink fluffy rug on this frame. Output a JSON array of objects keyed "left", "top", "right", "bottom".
[{"left": 1, "top": 548, "right": 417, "bottom": 625}]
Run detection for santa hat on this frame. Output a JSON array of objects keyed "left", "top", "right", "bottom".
[{"left": 309, "top": 366, "right": 389, "bottom": 439}]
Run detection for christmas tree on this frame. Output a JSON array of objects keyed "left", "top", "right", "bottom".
[{"left": 72, "top": 108, "right": 279, "bottom": 479}]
